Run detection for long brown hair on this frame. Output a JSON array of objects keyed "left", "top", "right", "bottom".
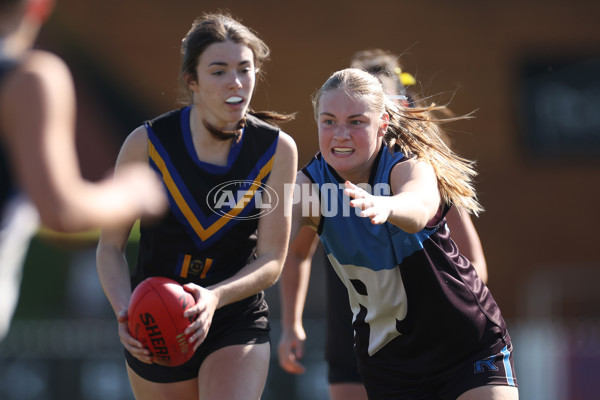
[
  {"left": 180, "top": 12, "right": 294, "bottom": 140},
  {"left": 312, "top": 68, "right": 483, "bottom": 215}
]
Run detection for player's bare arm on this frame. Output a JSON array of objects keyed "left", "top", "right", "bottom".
[{"left": 345, "top": 158, "right": 440, "bottom": 232}]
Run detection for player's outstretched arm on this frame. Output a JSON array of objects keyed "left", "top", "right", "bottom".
[
  {"left": 345, "top": 159, "right": 440, "bottom": 232},
  {"left": 0, "top": 51, "right": 166, "bottom": 232}
]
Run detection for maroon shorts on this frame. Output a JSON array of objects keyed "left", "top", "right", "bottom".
[{"left": 359, "top": 336, "right": 518, "bottom": 400}]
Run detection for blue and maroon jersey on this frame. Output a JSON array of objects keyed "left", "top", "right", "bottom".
[{"left": 302, "top": 145, "right": 508, "bottom": 374}]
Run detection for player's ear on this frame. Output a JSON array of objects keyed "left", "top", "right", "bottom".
[
  {"left": 184, "top": 72, "right": 198, "bottom": 91},
  {"left": 25, "top": 0, "right": 55, "bottom": 24}
]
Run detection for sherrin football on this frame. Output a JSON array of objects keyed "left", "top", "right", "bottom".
[{"left": 128, "top": 277, "right": 196, "bottom": 367}]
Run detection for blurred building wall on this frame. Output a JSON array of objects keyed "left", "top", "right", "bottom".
[{"left": 42, "top": 0, "right": 600, "bottom": 319}]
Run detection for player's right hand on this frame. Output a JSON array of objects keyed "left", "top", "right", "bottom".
[
  {"left": 277, "top": 326, "right": 307, "bottom": 374},
  {"left": 117, "top": 308, "right": 152, "bottom": 364}
]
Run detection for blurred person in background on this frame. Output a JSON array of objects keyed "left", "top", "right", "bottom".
[
  {"left": 0, "top": 0, "right": 167, "bottom": 341},
  {"left": 278, "top": 50, "right": 492, "bottom": 400},
  {"left": 96, "top": 13, "right": 297, "bottom": 400}
]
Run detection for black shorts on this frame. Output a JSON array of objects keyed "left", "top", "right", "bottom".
[
  {"left": 358, "top": 336, "right": 518, "bottom": 400},
  {"left": 324, "top": 258, "right": 363, "bottom": 384},
  {"left": 125, "top": 292, "right": 271, "bottom": 383}
]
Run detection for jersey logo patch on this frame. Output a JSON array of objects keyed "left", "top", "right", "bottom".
[{"left": 474, "top": 355, "right": 499, "bottom": 373}]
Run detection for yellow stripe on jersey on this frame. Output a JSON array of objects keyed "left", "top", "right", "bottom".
[
  {"left": 149, "top": 139, "right": 275, "bottom": 242},
  {"left": 200, "top": 258, "right": 213, "bottom": 279},
  {"left": 179, "top": 254, "right": 192, "bottom": 278}
]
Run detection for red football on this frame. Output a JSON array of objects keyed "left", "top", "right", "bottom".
[{"left": 128, "top": 277, "right": 196, "bottom": 367}]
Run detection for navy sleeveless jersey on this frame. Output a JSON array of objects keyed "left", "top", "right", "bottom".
[
  {"left": 0, "top": 60, "right": 19, "bottom": 216},
  {"left": 303, "top": 146, "right": 508, "bottom": 374},
  {"left": 134, "top": 106, "right": 280, "bottom": 288}
]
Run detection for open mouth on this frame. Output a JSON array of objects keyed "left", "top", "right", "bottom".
[{"left": 225, "top": 96, "right": 243, "bottom": 105}]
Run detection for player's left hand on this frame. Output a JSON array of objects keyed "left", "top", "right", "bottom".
[
  {"left": 344, "top": 181, "right": 392, "bottom": 225},
  {"left": 182, "top": 283, "right": 219, "bottom": 351}
]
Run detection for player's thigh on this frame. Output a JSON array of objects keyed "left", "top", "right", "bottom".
[
  {"left": 126, "top": 363, "right": 199, "bottom": 400},
  {"left": 329, "top": 382, "right": 368, "bottom": 400},
  {"left": 458, "top": 384, "right": 519, "bottom": 400},
  {"left": 198, "top": 342, "right": 270, "bottom": 400}
]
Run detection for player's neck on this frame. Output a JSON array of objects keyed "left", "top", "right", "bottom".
[{"left": 189, "top": 106, "right": 235, "bottom": 166}]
